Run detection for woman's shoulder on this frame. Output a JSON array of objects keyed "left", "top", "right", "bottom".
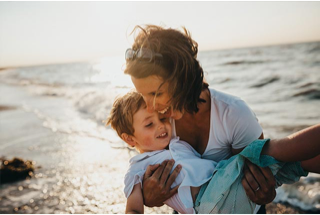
[
  {"left": 207, "top": 88, "right": 257, "bottom": 125},
  {"left": 208, "top": 88, "right": 251, "bottom": 115},
  {"left": 208, "top": 88, "right": 242, "bottom": 105}
]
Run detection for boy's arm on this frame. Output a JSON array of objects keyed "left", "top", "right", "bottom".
[
  {"left": 301, "top": 154, "right": 320, "bottom": 173},
  {"left": 262, "top": 124, "right": 320, "bottom": 162},
  {"left": 126, "top": 183, "right": 144, "bottom": 214}
]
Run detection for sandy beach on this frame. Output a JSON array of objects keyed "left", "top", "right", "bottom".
[{"left": 0, "top": 82, "right": 172, "bottom": 213}]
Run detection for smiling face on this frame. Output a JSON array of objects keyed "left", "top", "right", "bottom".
[
  {"left": 129, "top": 106, "right": 172, "bottom": 153},
  {"left": 131, "top": 75, "right": 184, "bottom": 120},
  {"left": 131, "top": 75, "right": 170, "bottom": 113}
]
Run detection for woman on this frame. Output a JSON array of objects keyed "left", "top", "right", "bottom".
[{"left": 124, "top": 25, "right": 275, "bottom": 213}]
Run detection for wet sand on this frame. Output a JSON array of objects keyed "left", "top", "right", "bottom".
[
  {"left": 0, "top": 105, "right": 173, "bottom": 214},
  {"left": 0, "top": 105, "right": 17, "bottom": 111},
  {"left": 266, "top": 202, "right": 310, "bottom": 214}
]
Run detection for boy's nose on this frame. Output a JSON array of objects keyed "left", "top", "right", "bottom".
[{"left": 158, "top": 122, "right": 164, "bottom": 130}]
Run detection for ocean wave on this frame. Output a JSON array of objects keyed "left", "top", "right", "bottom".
[
  {"left": 222, "top": 60, "right": 266, "bottom": 66},
  {"left": 275, "top": 174, "right": 320, "bottom": 212},
  {"left": 250, "top": 76, "right": 280, "bottom": 88},
  {"left": 293, "top": 89, "right": 320, "bottom": 100},
  {"left": 308, "top": 44, "right": 320, "bottom": 53}
]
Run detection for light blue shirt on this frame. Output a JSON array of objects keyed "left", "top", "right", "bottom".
[
  {"left": 195, "top": 139, "right": 308, "bottom": 214},
  {"left": 124, "top": 137, "right": 217, "bottom": 214}
]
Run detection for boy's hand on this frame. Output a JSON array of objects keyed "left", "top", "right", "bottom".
[
  {"left": 241, "top": 160, "right": 276, "bottom": 205},
  {"left": 142, "top": 160, "right": 181, "bottom": 207}
]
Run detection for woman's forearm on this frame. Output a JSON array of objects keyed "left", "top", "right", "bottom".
[{"left": 262, "top": 124, "right": 320, "bottom": 162}]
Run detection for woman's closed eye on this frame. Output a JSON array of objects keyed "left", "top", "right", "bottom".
[{"left": 150, "top": 92, "right": 162, "bottom": 97}]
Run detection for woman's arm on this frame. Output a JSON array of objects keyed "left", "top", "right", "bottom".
[
  {"left": 126, "top": 184, "right": 144, "bottom": 214},
  {"left": 142, "top": 160, "right": 181, "bottom": 207}
]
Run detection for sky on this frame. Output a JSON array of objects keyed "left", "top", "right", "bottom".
[{"left": 0, "top": 1, "right": 320, "bottom": 68}]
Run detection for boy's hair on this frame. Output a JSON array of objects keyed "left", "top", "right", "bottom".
[
  {"left": 106, "top": 91, "right": 145, "bottom": 137},
  {"left": 124, "top": 25, "right": 208, "bottom": 114}
]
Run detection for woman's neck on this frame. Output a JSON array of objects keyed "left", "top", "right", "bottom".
[{"left": 175, "top": 89, "right": 211, "bottom": 154}]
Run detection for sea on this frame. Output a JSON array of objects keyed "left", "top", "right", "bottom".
[{"left": 0, "top": 41, "right": 320, "bottom": 213}]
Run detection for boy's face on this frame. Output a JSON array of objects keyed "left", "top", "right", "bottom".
[{"left": 131, "top": 106, "right": 172, "bottom": 153}]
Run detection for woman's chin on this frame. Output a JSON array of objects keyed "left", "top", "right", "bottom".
[{"left": 171, "top": 111, "right": 184, "bottom": 120}]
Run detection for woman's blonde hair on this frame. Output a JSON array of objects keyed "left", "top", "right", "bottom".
[
  {"left": 106, "top": 91, "right": 145, "bottom": 137},
  {"left": 124, "top": 25, "right": 208, "bottom": 113}
]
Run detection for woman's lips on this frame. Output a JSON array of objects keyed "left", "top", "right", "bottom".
[{"left": 158, "top": 106, "right": 169, "bottom": 114}]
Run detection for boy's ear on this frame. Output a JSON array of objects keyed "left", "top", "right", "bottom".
[{"left": 121, "top": 133, "right": 135, "bottom": 147}]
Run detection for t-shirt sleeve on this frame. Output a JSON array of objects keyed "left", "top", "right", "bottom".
[
  {"left": 224, "top": 100, "right": 263, "bottom": 149},
  {"left": 123, "top": 170, "right": 144, "bottom": 198}
]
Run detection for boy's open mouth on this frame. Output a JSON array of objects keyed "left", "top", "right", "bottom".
[{"left": 157, "top": 132, "right": 168, "bottom": 138}]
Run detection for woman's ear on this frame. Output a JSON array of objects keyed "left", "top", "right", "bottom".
[{"left": 121, "top": 133, "right": 135, "bottom": 147}]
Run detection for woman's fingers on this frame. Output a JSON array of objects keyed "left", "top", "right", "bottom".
[
  {"left": 159, "top": 159, "right": 175, "bottom": 185},
  {"left": 243, "top": 161, "right": 261, "bottom": 191},
  {"left": 259, "top": 165, "right": 276, "bottom": 190},
  {"left": 142, "top": 160, "right": 181, "bottom": 207},
  {"left": 151, "top": 160, "right": 168, "bottom": 179},
  {"left": 143, "top": 163, "right": 160, "bottom": 179},
  {"left": 169, "top": 183, "right": 180, "bottom": 196},
  {"left": 241, "top": 175, "right": 257, "bottom": 202},
  {"left": 165, "top": 164, "right": 182, "bottom": 190},
  {"left": 242, "top": 159, "right": 276, "bottom": 205}
]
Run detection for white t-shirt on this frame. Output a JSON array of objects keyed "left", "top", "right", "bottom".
[
  {"left": 172, "top": 88, "right": 263, "bottom": 162},
  {"left": 124, "top": 137, "right": 217, "bottom": 214},
  {"left": 172, "top": 88, "right": 263, "bottom": 213}
]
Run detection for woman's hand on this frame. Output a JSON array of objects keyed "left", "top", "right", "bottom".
[
  {"left": 241, "top": 160, "right": 276, "bottom": 205},
  {"left": 142, "top": 159, "right": 182, "bottom": 207}
]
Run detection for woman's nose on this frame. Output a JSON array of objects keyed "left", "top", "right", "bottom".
[{"left": 145, "top": 98, "right": 155, "bottom": 113}]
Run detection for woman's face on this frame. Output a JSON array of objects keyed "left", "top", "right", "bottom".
[
  {"left": 131, "top": 75, "right": 170, "bottom": 113},
  {"left": 131, "top": 75, "right": 184, "bottom": 120}
]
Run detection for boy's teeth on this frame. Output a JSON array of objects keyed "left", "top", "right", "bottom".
[
  {"left": 158, "top": 132, "right": 167, "bottom": 138},
  {"left": 158, "top": 107, "right": 169, "bottom": 114}
]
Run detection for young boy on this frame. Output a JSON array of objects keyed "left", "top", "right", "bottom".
[{"left": 106, "top": 91, "right": 320, "bottom": 214}]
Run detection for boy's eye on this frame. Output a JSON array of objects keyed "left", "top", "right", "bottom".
[{"left": 145, "top": 122, "right": 153, "bottom": 127}]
